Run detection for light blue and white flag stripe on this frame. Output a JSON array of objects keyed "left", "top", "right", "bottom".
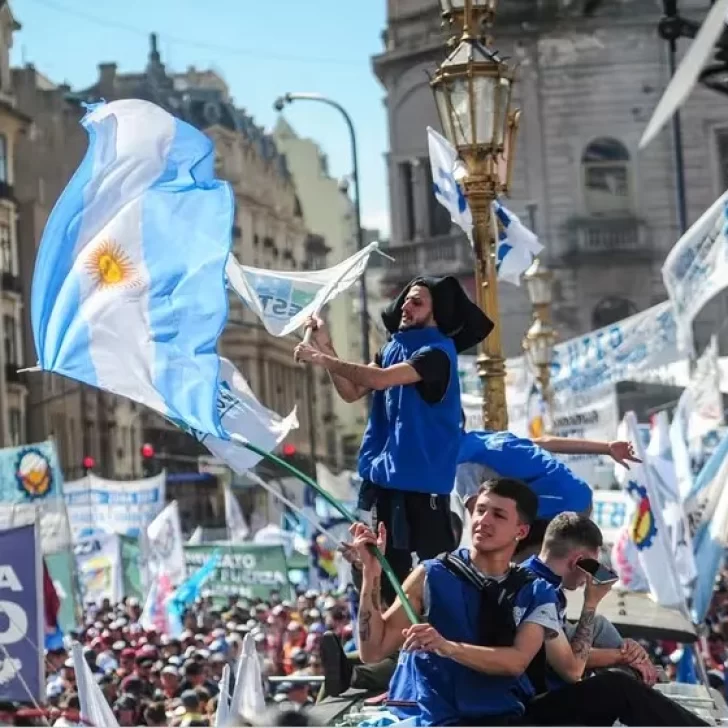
[
  {"left": 686, "top": 430, "right": 728, "bottom": 622},
  {"left": 493, "top": 201, "right": 543, "bottom": 285},
  {"left": 31, "top": 99, "right": 234, "bottom": 438}
]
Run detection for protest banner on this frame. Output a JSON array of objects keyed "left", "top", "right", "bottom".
[
  {"left": 0, "top": 440, "right": 71, "bottom": 554},
  {"left": 184, "top": 544, "right": 292, "bottom": 601},
  {"left": 74, "top": 534, "right": 123, "bottom": 605},
  {"left": 0, "top": 523, "right": 44, "bottom": 704},
  {"left": 64, "top": 472, "right": 165, "bottom": 538}
]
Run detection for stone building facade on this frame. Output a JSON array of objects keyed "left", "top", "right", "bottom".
[{"left": 372, "top": 0, "right": 728, "bottom": 367}]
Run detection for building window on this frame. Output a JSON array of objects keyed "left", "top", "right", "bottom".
[
  {"left": 8, "top": 408, "right": 21, "bottom": 446},
  {"left": 582, "top": 138, "right": 631, "bottom": 215},
  {"left": 400, "top": 162, "right": 415, "bottom": 240},
  {"left": 0, "top": 224, "right": 11, "bottom": 274},
  {"left": 3, "top": 315, "right": 17, "bottom": 365},
  {"left": 716, "top": 128, "right": 728, "bottom": 192},
  {"left": 0, "top": 135, "right": 8, "bottom": 183},
  {"left": 425, "top": 158, "right": 452, "bottom": 237},
  {"left": 592, "top": 297, "right": 637, "bottom": 329}
]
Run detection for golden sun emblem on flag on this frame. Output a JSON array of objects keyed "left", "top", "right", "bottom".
[{"left": 85, "top": 238, "right": 140, "bottom": 290}]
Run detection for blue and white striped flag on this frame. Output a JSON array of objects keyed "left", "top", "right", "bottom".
[
  {"left": 31, "top": 99, "right": 234, "bottom": 438},
  {"left": 493, "top": 201, "right": 544, "bottom": 285},
  {"left": 427, "top": 127, "right": 473, "bottom": 246}
]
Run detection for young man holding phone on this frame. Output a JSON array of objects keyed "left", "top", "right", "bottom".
[{"left": 522, "top": 512, "right": 707, "bottom": 726}]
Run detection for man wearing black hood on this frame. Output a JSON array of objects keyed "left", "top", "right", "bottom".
[{"left": 295, "top": 275, "right": 492, "bottom": 603}]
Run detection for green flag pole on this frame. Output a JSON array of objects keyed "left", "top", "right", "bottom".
[{"left": 243, "top": 442, "right": 419, "bottom": 625}]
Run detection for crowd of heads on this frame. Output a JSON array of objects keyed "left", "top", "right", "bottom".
[{"left": 36, "top": 589, "right": 356, "bottom": 727}]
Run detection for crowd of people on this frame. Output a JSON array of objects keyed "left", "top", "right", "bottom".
[{"left": 32, "top": 590, "right": 357, "bottom": 727}]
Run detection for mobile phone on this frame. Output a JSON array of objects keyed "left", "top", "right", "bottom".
[{"left": 576, "top": 557, "right": 619, "bottom": 585}]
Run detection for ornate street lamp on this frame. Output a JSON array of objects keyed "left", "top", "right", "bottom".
[
  {"left": 523, "top": 258, "right": 557, "bottom": 428},
  {"left": 430, "top": 0, "right": 521, "bottom": 430}
]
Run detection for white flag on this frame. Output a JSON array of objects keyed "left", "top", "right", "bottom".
[
  {"left": 617, "top": 412, "right": 685, "bottom": 608},
  {"left": 493, "top": 201, "right": 543, "bottom": 286},
  {"left": 73, "top": 643, "right": 120, "bottom": 728},
  {"left": 646, "top": 412, "right": 697, "bottom": 590},
  {"left": 146, "top": 501, "right": 186, "bottom": 585},
  {"left": 225, "top": 243, "right": 380, "bottom": 337},
  {"left": 427, "top": 126, "right": 473, "bottom": 246},
  {"left": 640, "top": 0, "right": 728, "bottom": 149},
  {"left": 671, "top": 337, "right": 724, "bottom": 499},
  {"left": 181, "top": 358, "right": 298, "bottom": 475},
  {"left": 224, "top": 485, "right": 249, "bottom": 542},
  {"left": 229, "top": 633, "right": 266, "bottom": 723},
  {"left": 663, "top": 190, "right": 728, "bottom": 352}
]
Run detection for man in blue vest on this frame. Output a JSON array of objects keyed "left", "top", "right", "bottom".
[
  {"left": 521, "top": 512, "right": 707, "bottom": 726},
  {"left": 347, "top": 477, "right": 565, "bottom": 726},
  {"left": 295, "top": 275, "right": 493, "bottom": 605}
]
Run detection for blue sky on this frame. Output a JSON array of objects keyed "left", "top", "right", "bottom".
[{"left": 11, "top": 0, "right": 392, "bottom": 237}]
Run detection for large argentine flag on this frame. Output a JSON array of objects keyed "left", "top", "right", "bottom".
[{"left": 31, "top": 99, "right": 234, "bottom": 437}]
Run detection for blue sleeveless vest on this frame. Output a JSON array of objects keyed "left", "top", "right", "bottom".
[
  {"left": 357, "top": 327, "right": 460, "bottom": 495},
  {"left": 388, "top": 550, "right": 539, "bottom": 726}
]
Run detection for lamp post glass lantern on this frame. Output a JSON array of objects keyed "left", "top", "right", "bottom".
[
  {"left": 523, "top": 258, "right": 553, "bottom": 309},
  {"left": 431, "top": 1, "right": 521, "bottom": 431}
]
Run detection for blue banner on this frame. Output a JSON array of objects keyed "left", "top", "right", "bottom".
[
  {"left": 0, "top": 441, "right": 63, "bottom": 503},
  {"left": 0, "top": 524, "right": 44, "bottom": 704}
]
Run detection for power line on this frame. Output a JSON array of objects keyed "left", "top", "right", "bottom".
[{"left": 23, "top": 0, "right": 362, "bottom": 67}]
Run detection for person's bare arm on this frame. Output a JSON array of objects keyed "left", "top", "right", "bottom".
[
  {"left": 350, "top": 522, "right": 423, "bottom": 664},
  {"left": 424, "top": 622, "right": 546, "bottom": 677},
  {"left": 544, "top": 604, "right": 599, "bottom": 683},
  {"left": 534, "top": 437, "right": 640, "bottom": 468},
  {"left": 317, "top": 340, "right": 377, "bottom": 403},
  {"left": 295, "top": 343, "right": 422, "bottom": 393},
  {"left": 586, "top": 648, "right": 623, "bottom": 669}
]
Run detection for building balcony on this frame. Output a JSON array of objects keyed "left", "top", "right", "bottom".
[
  {"left": 379, "top": 233, "right": 473, "bottom": 289},
  {"left": 560, "top": 216, "right": 655, "bottom": 262}
]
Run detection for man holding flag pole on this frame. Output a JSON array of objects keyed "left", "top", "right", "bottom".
[{"left": 294, "top": 274, "right": 493, "bottom": 604}]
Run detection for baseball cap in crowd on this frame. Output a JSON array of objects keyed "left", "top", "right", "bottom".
[
  {"left": 161, "top": 665, "right": 179, "bottom": 677},
  {"left": 121, "top": 675, "right": 144, "bottom": 695},
  {"left": 210, "top": 652, "right": 227, "bottom": 665},
  {"left": 114, "top": 694, "right": 138, "bottom": 712},
  {"left": 112, "top": 640, "right": 126, "bottom": 651}
]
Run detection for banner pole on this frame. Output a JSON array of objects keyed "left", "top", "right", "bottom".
[{"left": 243, "top": 443, "right": 419, "bottom": 625}]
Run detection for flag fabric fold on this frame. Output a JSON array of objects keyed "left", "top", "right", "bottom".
[
  {"left": 72, "top": 642, "right": 120, "bottom": 728},
  {"left": 685, "top": 430, "right": 728, "bottom": 622},
  {"left": 167, "top": 550, "right": 220, "bottom": 637},
  {"left": 31, "top": 98, "right": 234, "bottom": 438},
  {"left": 229, "top": 633, "right": 266, "bottom": 724},
  {"left": 147, "top": 501, "right": 186, "bottom": 585},
  {"left": 493, "top": 201, "right": 543, "bottom": 285},
  {"left": 616, "top": 412, "right": 685, "bottom": 608},
  {"left": 427, "top": 126, "right": 473, "bottom": 246},
  {"left": 224, "top": 485, "right": 250, "bottom": 542},
  {"left": 225, "top": 243, "right": 380, "bottom": 337},
  {"left": 662, "top": 190, "right": 728, "bottom": 353},
  {"left": 178, "top": 357, "right": 298, "bottom": 474}
]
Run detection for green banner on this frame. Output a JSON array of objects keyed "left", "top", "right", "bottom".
[
  {"left": 46, "top": 551, "right": 79, "bottom": 632},
  {"left": 184, "top": 544, "right": 291, "bottom": 601},
  {"left": 119, "top": 535, "right": 144, "bottom": 601}
]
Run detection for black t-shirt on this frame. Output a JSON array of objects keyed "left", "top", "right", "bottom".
[{"left": 375, "top": 346, "right": 451, "bottom": 404}]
